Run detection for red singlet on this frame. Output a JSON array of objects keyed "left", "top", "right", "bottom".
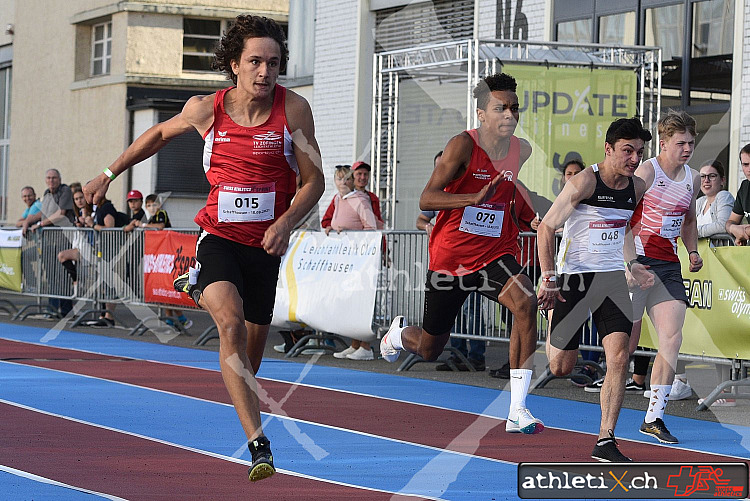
[
  {"left": 194, "top": 85, "right": 299, "bottom": 247},
  {"left": 429, "top": 131, "right": 522, "bottom": 276}
]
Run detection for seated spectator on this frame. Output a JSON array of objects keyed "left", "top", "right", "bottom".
[
  {"left": 122, "top": 190, "right": 147, "bottom": 232},
  {"left": 16, "top": 186, "right": 43, "bottom": 227},
  {"left": 696, "top": 160, "right": 734, "bottom": 238},
  {"left": 144, "top": 193, "right": 192, "bottom": 330},
  {"left": 327, "top": 166, "right": 377, "bottom": 360}
]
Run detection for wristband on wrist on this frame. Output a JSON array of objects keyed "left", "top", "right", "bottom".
[
  {"left": 103, "top": 168, "right": 117, "bottom": 181},
  {"left": 542, "top": 275, "right": 557, "bottom": 283},
  {"left": 626, "top": 259, "right": 639, "bottom": 271},
  {"left": 689, "top": 250, "right": 700, "bottom": 257}
]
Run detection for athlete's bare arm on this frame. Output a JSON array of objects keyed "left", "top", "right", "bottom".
[
  {"left": 633, "top": 158, "right": 655, "bottom": 189},
  {"left": 419, "top": 133, "right": 502, "bottom": 211},
  {"left": 681, "top": 169, "right": 703, "bottom": 272},
  {"left": 84, "top": 94, "right": 215, "bottom": 205},
  {"left": 261, "top": 91, "right": 325, "bottom": 256},
  {"left": 536, "top": 168, "right": 597, "bottom": 309}
]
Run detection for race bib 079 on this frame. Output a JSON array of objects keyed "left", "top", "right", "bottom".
[
  {"left": 217, "top": 182, "right": 275, "bottom": 223},
  {"left": 459, "top": 203, "right": 505, "bottom": 237},
  {"left": 588, "top": 220, "right": 626, "bottom": 253}
]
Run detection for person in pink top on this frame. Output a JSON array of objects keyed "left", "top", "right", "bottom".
[{"left": 326, "top": 165, "right": 378, "bottom": 360}]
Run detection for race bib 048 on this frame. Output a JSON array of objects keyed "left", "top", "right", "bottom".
[{"left": 588, "top": 220, "right": 626, "bottom": 253}]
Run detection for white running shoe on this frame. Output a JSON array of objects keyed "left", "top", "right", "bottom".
[
  {"left": 333, "top": 347, "right": 356, "bottom": 359},
  {"left": 670, "top": 378, "right": 693, "bottom": 400},
  {"left": 505, "top": 408, "right": 544, "bottom": 434},
  {"left": 273, "top": 343, "right": 287, "bottom": 353},
  {"left": 346, "top": 347, "right": 374, "bottom": 360},
  {"left": 380, "top": 316, "right": 404, "bottom": 363},
  {"left": 643, "top": 378, "right": 693, "bottom": 400}
]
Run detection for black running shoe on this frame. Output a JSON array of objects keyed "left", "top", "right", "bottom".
[
  {"left": 173, "top": 273, "right": 201, "bottom": 308},
  {"left": 247, "top": 436, "right": 275, "bottom": 482},
  {"left": 625, "top": 378, "right": 646, "bottom": 393},
  {"left": 584, "top": 377, "right": 604, "bottom": 393},
  {"left": 592, "top": 432, "right": 632, "bottom": 462},
  {"left": 639, "top": 418, "right": 678, "bottom": 444}
]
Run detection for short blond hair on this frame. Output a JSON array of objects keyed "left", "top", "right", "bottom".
[
  {"left": 657, "top": 109, "right": 696, "bottom": 140},
  {"left": 334, "top": 165, "right": 353, "bottom": 180}
]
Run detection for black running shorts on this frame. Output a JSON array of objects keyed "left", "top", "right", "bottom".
[
  {"left": 422, "top": 254, "right": 525, "bottom": 335},
  {"left": 549, "top": 271, "right": 633, "bottom": 351},
  {"left": 195, "top": 232, "right": 281, "bottom": 324},
  {"left": 630, "top": 256, "right": 688, "bottom": 318}
]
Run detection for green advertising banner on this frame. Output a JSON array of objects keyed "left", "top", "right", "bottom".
[
  {"left": 502, "top": 64, "right": 638, "bottom": 211},
  {"left": 0, "top": 229, "right": 23, "bottom": 292},
  {"left": 640, "top": 239, "right": 750, "bottom": 359}
]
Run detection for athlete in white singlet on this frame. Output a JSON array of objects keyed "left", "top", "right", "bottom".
[{"left": 627, "top": 110, "right": 702, "bottom": 445}]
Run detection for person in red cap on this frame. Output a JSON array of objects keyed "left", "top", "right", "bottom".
[
  {"left": 122, "top": 190, "right": 147, "bottom": 232},
  {"left": 321, "top": 161, "right": 383, "bottom": 229}
]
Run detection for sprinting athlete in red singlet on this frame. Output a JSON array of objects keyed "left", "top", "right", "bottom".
[
  {"left": 626, "top": 110, "right": 702, "bottom": 445},
  {"left": 84, "top": 16, "right": 324, "bottom": 482},
  {"left": 380, "top": 73, "right": 545, "bottom": 434}
]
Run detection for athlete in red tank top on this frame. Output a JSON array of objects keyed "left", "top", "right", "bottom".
[
  {"left": 195, "top": 85, "right": 299, "bottom": 247},
  {"left": 380, "top": 73, "right": 546, "bottom": 436},
  {"left": 84, "top": 16, "right": 325, "bottom": 482}
]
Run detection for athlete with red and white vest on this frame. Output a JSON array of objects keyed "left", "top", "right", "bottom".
[
  {"left": 84, "top": 16, "right": 324, "bottom": 482},
  {"left": 380, "top": 73, "right": 545, "bottom": 435},
  {"left": 627, "top": 110, "right": 703, "bottom": 445}
]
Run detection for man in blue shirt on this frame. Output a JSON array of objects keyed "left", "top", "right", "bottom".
[{"left": 16, "top": 186, "right": 42, "bottom": 227}]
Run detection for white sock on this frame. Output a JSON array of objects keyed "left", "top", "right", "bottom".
[
  {"left": 509, "top": 369, "right": 532, "bottom": 417},
  {"left": 388, "top": 325, "right": 405, "bottom": 350},
  {"left": 645, "top": 384, "right": 671, "bottom": 423},
  {"left": 188, "top": 266, "right": 200, "bottom": 285}
]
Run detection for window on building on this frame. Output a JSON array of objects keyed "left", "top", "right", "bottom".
[
  {"left": 183, "top": 18, "right": 223, "bottom": 72},
  {"left": 645, "top": 3, "right": 684, "bottom": 104},
  {"left": 91, "top": 21, "right": 112, "bottom": 76},
  {"left": 556, "top": 19, "right": 592, "bottom": 44},
  {"left": 598, "top": 12, "right": 636, "bottom": 45},
  {"left": 155, "top": 111, "right": 211, "bottom": 195},
  {"left": 0, "top": 66, "right": 10, "bottom": 221}
]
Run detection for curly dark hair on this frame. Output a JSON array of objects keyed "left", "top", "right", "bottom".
[
  {"left": 605, "top": 117, "right": 652, "bottom": 146},
  {"left": 212, "top": 15, "right": 288, "bottom": 84},
  {"left": 473, "top": 73, "right": 518, "bottom": 110}
]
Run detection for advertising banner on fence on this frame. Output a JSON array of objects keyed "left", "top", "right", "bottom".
[
  {"left": 272, "top": 230, "right": 382, "bottom": 340},
  {"left": 503, "top": 63, "right": 637, "bottom": 210},
  {"left": 0, "top": 229, "right": 23, "bottom": 292},
  {"left": 640, "top": 240, "right": 750, "bottom": 359},
  {"left": 143, "top": 231, "right": 197, "bottom": 307}
]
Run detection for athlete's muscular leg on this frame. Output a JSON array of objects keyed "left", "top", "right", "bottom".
[
  {"left": 648, "top": 300, "right": 686, "bottom": 386},
  {"left": 498, "top": 274, "right": 538, "bottom": 370},
  {"left": 400, "top": 328, "right": 451, "bottom": 361},
  {"left": 245, "top": 321, "right": 271, "bottom": 375},
  {"left": 546, "top": 336, "right": 578, "bottom": 376},
  {"left": 201, "top": 280, "right": 264, "bottom": 441},
  {"left": 598, "top": 331, "right": 629, "bottom": 439}
]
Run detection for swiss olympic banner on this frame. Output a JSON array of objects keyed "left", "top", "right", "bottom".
[
  {"left": 143, "top": 231, "right": 197, "bottom": 307},
  {"left": 272, "top": 230, "right": 382, "bottom": 340},
  {"left": 0, "top": 229, "right": 23, "bottom": 292},
  {"left": 504, "top": 63, "right": 637, "bottom": 209},
  {"left": 640, "top": 239, "right": 750, "bottom": 359}
]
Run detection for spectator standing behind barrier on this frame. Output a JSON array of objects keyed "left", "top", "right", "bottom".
[
  {"left": 144, "top": 194, "right": 192, "bottom": 330},
  {"left": 725, "top": 144, "right": 750, "bottom": 245},
  {"left": 326, "top": 165, "right": 377, "bottom": 360},
  {"left": 16, "top": 186, "right": 42, "bottom": 227},
  {"left": 321, "top": 161, "right": 384, "bottom": 228},
  {"left": 84, "top": 14, "right": 325, "bottom": 482},
  {"left": 23, "top": 169, "right": 76, "bottom": 317},
  {"left": 696, "top": 161, "right": 734, "bottom": 238},
  {"left": 122, "top": 190, "right": 146, "bottom": 232},
  {"left": 58, "top": 188, "right": 94, "bottom": 291},
  {"left": 418, "top": 152, "right": 486, "bottom": 372},
  {"left": 84, "top": 196, "right": 121, "bottom": 327}
]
